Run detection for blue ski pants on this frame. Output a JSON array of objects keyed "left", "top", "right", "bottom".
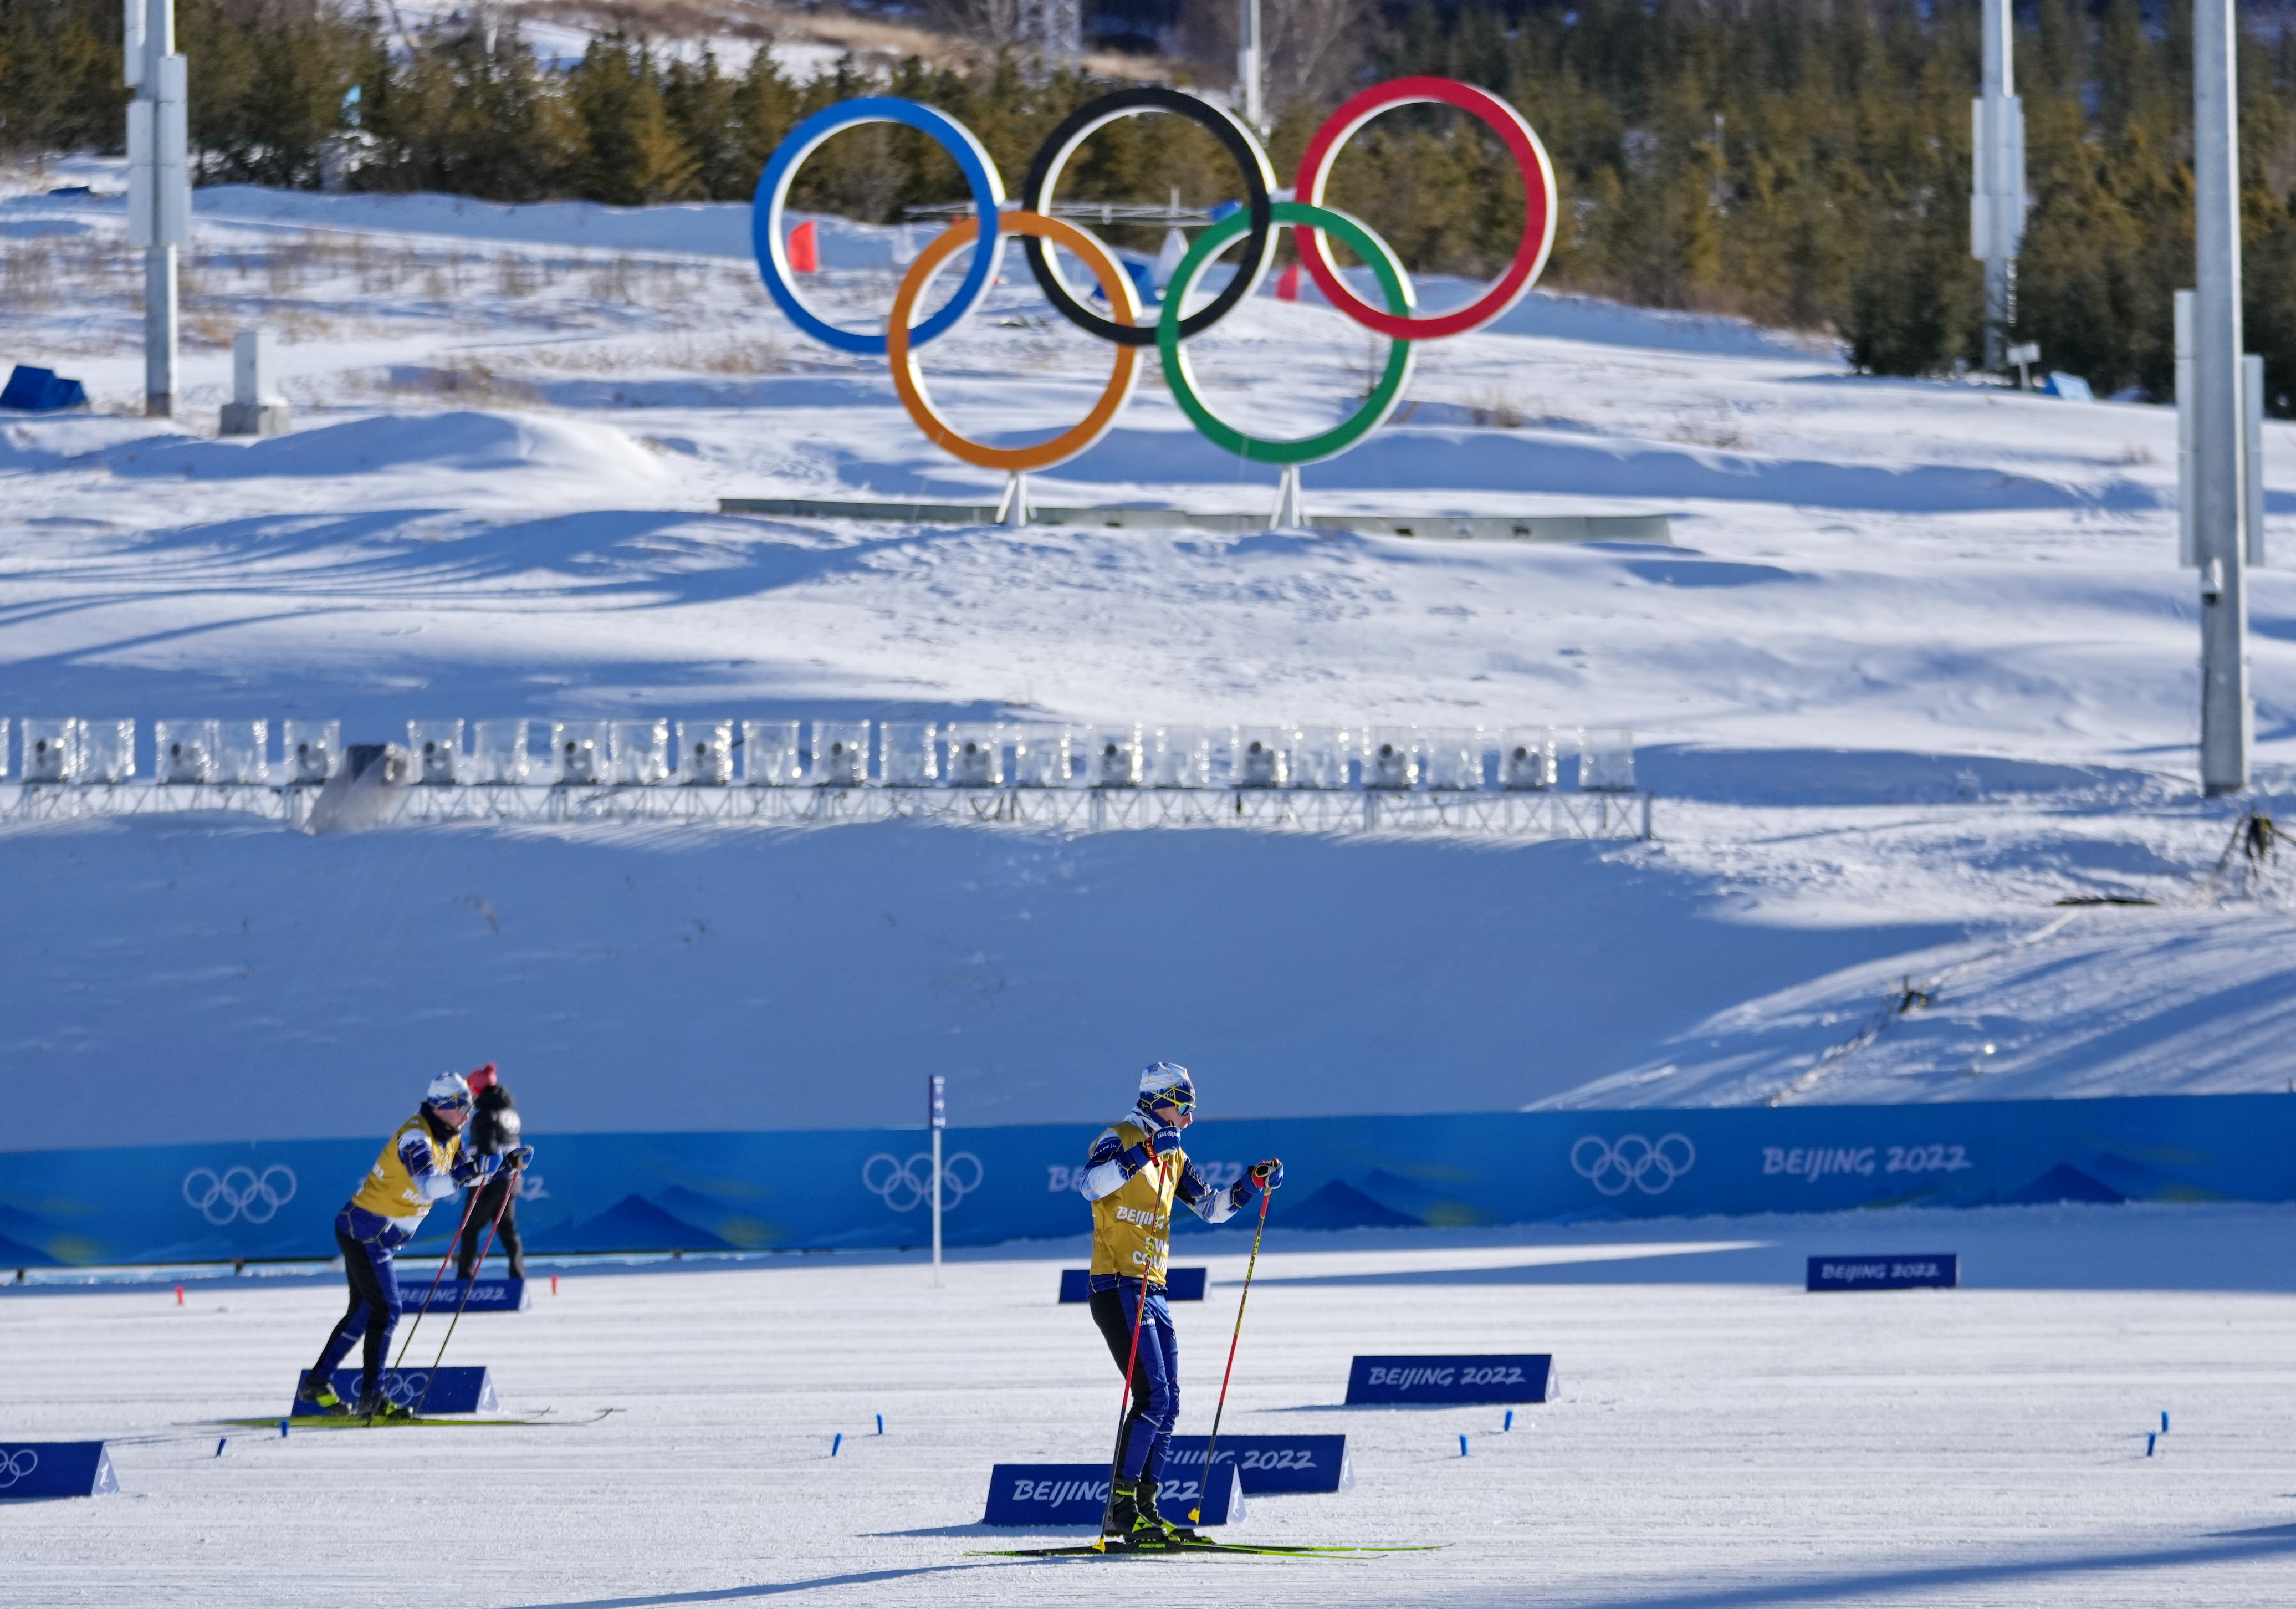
[
  {"left": 310, "top": 1212, "right": 403, "bottom": 1398},
  {"left": 1089, "top": 1280, "right": 1178, "bottom": 1487}
]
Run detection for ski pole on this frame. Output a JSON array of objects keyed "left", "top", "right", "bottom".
[
  {"left": 1189, "top": 1169, "right": 1273, "bottom": 1525},
  {"left": 1100, "top": 1152, "right": 1168, "bottom": 1546},
  {"left": 388, "top": 1181, "right": 487, "bottom": 1373},
  {"left": 411, "top": 1161, "right": 519, "bottom": 1417}
]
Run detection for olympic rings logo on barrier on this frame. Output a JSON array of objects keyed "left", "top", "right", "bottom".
[
  {"left": 376, "top": 1371, "right": 429, "bottom": 1405},
  {"left": 1571, "top": 1134, "right": 1696, "bottom": 1196},
  {"left": 182, "top": 1164, "right": 298, "bottom": 1225},
  {"left": 862, "top": 1151, "right": 984, "bottom": 1213},
  {"left": 750, "top": 78, "right": 1557, "bottom": 479},
  {"left": 0, "top": 1448, "right": 38, "bottom": 1488}
]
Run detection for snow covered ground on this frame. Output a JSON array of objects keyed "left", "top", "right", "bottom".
[
  {"left": 5, "top": 1207, "right": 2296, "bottom": 1607},
  {"left": 1, "top": 170, "right": 2293, "bottom": 1141}
]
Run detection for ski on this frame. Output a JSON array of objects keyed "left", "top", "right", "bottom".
[
  {"left": 213, "top": 1409, "right": 616, "bottom": 1431},
  {"left": 968, "top": 1538, "right": 1441, "bottom": 1559}
]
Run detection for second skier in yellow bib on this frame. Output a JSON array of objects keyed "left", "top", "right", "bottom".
[{"left": 1078, "top": 1061, "right": 1283, "bottom": 1547}]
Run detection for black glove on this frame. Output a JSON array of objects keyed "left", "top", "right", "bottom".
[{"left": 507, "top": 1145, "right": 535, "bottom": 1169}]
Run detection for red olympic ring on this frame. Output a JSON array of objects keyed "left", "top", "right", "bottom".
[{"left": 1293, "top": 76, "right": 1558, "bottom": 341}]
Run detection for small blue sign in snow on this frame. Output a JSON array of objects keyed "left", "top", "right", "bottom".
[
  {"left": 0, "top": 1442, "right": 117, "bottom": 1499},
  {"left": 1165, "top": 1434, "right": 1352, "bottom": 1494},
  {"left": 292, "top": 1366, "right": 498, "bottom": 1416},
  {"left": 981, "top": 1462, "right": 1244, "bottom": 1526},
  {"left": 1057, "top": 1266, "right": 1206, "bottom": 1303},
  {"left": 0, "top": 366, "right": 89, "bottom": 412},
  {"left": 1807, "top": 1255, "right": 1958, "bottom": 1291},
  {"left": 397, "top": 1276, "right": 529, "bottom": 1313},
  {"left": 1346, "top": 1354, "right": 1554, "bottom": 1405}
]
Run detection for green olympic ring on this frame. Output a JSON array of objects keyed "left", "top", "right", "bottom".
[{"left": 1157, "top": 200, "right": 1416, "bottom": 466}]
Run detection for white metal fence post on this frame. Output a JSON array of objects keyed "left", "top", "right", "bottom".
[{"left": 928, "top": 1074, "right": 946, "bottom": 1287}]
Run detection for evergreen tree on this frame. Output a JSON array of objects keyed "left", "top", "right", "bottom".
[{"left": 570, "top": 32, "right": 698, "bottom": 206}]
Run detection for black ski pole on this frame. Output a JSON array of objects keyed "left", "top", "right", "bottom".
[
  {"left": 410, "top": 1161, "right": 519, "bottom": 1418},
  {"left": 1189, "top": 1170, "right": 1273, "bottom": 1525},
  {"left": 1098, "top": 1152, "right": 1169, "bottom": 1549},
  {"left": 388, "top": 1183, "right": 487, "bottom": 1374}
]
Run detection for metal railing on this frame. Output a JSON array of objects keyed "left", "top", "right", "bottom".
[{"left": 0, "top": 781, "right": 1653, "bottom": 841}]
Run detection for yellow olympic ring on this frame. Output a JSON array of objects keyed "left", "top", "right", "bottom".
[{"left": 887, "top": 212, "right": 1141, "bottom": 473}]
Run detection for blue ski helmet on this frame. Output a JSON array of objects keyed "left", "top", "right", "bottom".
[{"left": 1138, "top": 1061, "right": 1195, "bottom": 1115}]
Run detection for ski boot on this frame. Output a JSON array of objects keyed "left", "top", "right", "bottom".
[
  {"left": 1097, "top": 1482, "right": 1172, "bottom": 1552},
  {"left": 1134, "top": 1483, "right": 1203, "bottom": 1546},
  {"left": 293, "top": 1374, "right": 349, "bottom": 1417},
  {"left": 354, "top": 1390, "right": 415, "bottom": 1423}
]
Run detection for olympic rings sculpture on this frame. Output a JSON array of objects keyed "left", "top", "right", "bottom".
[
  {"left": 1570, "top": 1133, "right": 1696, "bottom": 1197},
  {"left": 750, "top": 78, "right": 1557, "bottom": 481},
  {"left": 182, "top": 1163, "right": 298, "bottom": 1225},
  {"left": 862, "top": 1150, "right": 984, "bottom": 1213}
]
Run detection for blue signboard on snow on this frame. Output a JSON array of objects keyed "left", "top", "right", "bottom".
[
  {"left": 1057, "top": 1267, "right": 1205, "bottom": 1303},
  {"left": 293, "top": 1366, "right": 497, "bottom": 1416},
  {"left": 0, "top": 366, "right": 88, "bottom": 413},
  {"left": 0, "top": 1441, "right": 117, "bottom": 1499},
  {"left": 1165, "top": 1434, "right": 1351, "bottom": 1494},
  {"left": 1807, "top": 1254, "right": 1958, "bottom": 1291},
  {"left": 1347, "top": 1354, "right": 1554, "bottom": 1405},
  {"left": 981, "top": 1462, "right": 1244, "bottom": 1526},
  {"left": 396, "top": 1276, "right": 529, "bottom": 1312}
]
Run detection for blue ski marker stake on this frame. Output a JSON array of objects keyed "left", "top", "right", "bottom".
[
  {"left": 2161, "top": 1411, "right": 2170, "bottom": 1433},
  {"left": 2146, "top": 1433, "right": 2156, "bottom": 1457},
  {"left": 876, "top": 1414, "right": 884, "bottom": 1436},
  {"left": 1504, "top": 1410, "right": 1514, "bottom": 1432},
  {"left": 214, "top": 1437, "right": 228, "bottom": 1458},
  {"left": 1459, "top": 1434, "right": 1469, "bottom": 1457},
  {"left": 278, "top": 1419, "right": 290, "bottom": 1438},
  {"left": 831, "top": 1433, "right": 842, "bottom": 1458}
]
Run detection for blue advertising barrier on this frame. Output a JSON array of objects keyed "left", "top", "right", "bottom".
[
  {"left": 1347, "top": 1355, "right": 1555, "bottom": 1405},
  {"left": 1807, "top": 1254, "right": 1958, "bottom": 1291},
  {"left": 397, "top": 1276, "right": 529, "bottom": 1313},
  {"left": 982, "top": 1463, "right": 1245, "bottom": 1526},
  {"left": 1058, "top": 1268, "right": 1206, "bottom": 1303},
  {"left": 6, "top": 1094, "right": 2295, "bottom": 1266},
  {"left": 293, "top": 1367, "right": 497, "bottom": 1416},
  {"left": 1165, "top": 1434, "right": 1352, "bottom": 1494},
  {"left": 0, "top": 1442, "right": 117, "bottom": 1499}
]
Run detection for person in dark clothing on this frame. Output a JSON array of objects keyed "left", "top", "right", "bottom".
[{"left": 457, "top": 1064, "right": 526, "bottom": 1280}]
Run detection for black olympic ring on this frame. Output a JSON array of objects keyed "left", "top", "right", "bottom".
[{"left": 1020, "top": 86, "right": 1277, "bottom": 349}]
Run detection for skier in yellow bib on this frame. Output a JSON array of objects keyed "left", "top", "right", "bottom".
[
  {"left": 1079, "top": 1061, "right": 1282, "bottom": 1547},
  {"left": 295, "top": 1071, "right": 531, "bottom": 1421}
]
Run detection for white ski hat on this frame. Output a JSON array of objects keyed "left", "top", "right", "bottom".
[{"left": 1137, "top": 1062, "right": 1195, "bottom": 1111}]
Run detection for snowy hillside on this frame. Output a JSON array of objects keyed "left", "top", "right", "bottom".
[{"left": 1, "top": 174, "right": 2292, "bottom": 1149}]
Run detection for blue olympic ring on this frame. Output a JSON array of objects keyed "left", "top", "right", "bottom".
[{"left": 751, "top": 98, "right": 1005, "bottom": 355}]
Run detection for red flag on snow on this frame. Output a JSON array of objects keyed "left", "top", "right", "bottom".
[
  {"left": 1274, "top": 262, "right": 1302, "bottom": 302},
  {"left": 787, "top": 220, "right": 819, "bottom": 273}
]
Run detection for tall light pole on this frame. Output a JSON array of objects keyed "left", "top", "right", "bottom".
[
  {"left": 1970, "top": 0, "right": 2025, "bottom": 371},
  {"left": 1236, "top": 0, "right": 1263, "bottom": 132},
  {"left": 126, "top": 0, "right": 189, "bottom": 418},
  {"left": 2192, "top": 0, "right": 2250, "bottom": 795}
]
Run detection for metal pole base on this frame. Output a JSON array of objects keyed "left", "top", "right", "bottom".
[
  {"left": 1269, "top": 465, "right": 1303, "bottom": 529},
  {"left": 995, "top": 472, "right": 1030, "bottom": 528},
  {"left": 145, "top": 393, "right": 174, "bottom": 418}
]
